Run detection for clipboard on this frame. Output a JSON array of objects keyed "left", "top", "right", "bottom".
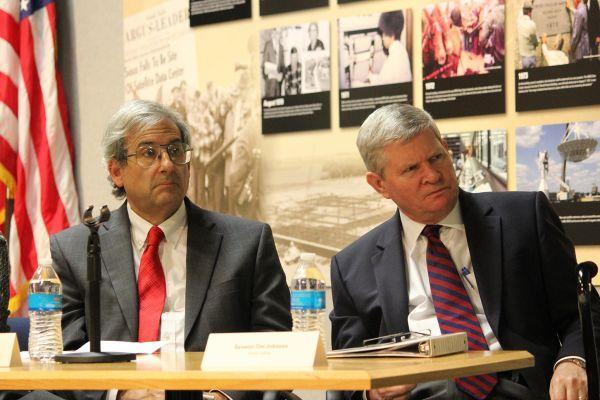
[{"left": 326, "top": 332, "right": 468, "bottom": 358}]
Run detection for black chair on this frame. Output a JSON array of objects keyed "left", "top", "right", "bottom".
[{"left": 7, "top": 317, "right": 29, "bottom": 351}]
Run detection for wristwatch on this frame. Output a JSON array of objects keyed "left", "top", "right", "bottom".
[{"left": 559, "top": 358, "right": 587, "bottom": 370}]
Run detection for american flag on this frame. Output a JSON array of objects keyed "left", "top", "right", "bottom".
[{"left": 0, "top": 0, "right": 79, "bottom": 313}]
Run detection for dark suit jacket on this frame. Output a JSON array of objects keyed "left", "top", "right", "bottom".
[
  {"left": 49, "top": 198, "right": 292, "bottom": 399},
  {"left": 330, "top": 191, "right": 582, "bottom": 399}
]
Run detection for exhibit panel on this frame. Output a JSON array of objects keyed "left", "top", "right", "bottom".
[
  {"left": 337, "top": 9, "right": 414, "bottom": 127},
  {"left": 421, "top": 1, "right": 506, "bottom": 118},
  {"left": 514, "top": 0, "right": 600, "bottom": 111}
]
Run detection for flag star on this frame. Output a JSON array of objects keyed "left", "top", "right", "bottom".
[{"left": 20, "top": 0, "right": 30, "bottom": 11}]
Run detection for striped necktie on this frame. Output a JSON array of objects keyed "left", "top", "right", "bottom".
[
  {"left": 422, "top": 224, "right": 497, "bottom": 399},
  {"left": 138, "top": 226, "right": 166, "bottom": 342}
]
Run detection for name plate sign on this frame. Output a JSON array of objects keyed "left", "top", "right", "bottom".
[
  {"left": 201, "top": 331, "right": 326, "bottom": 371},
  {"left": 0, "top": 333, "right": 22, "bottom": 367}
]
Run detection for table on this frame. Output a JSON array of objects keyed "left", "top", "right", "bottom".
[{"left": 0, "top": 351, "right": 533, "bottom": 391}]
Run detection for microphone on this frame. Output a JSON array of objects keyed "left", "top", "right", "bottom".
[
  {"left": 578, "top": 261, "right": 599, "bottom": 282},
  {"left": 0, "top": 232, "right": 10, "bottom": 333}
]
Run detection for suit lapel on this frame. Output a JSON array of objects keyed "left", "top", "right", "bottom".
[
  {"left": 184, "top": 199, "right": 223, "bottom": 342},
  {"left": 99, "top": 203, "right": 138, "bottom": 340},
  {"left": 460, "top": 191, "right": 502, "bottom": 337},
  {"left": 372, "top": 211, "right": 410, "bottom": 335}
]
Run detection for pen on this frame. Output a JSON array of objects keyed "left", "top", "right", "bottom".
[{"left": 461, "top": 266, "right": 475, "bottom": 289}]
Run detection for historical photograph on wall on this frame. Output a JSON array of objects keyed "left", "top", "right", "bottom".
[
  {"left": 442, "top": 129, "right": 508, "bottom": 192},
  {"left": 516, "top": 121, "right": 600, "bottom": 245},
  {"left": 260, "top": 21, "right": 331, "bottom": 134},
  {"left": 422, "top": 0, "right": 505, "bottom": 118},
  {"left": 261, "top": 151, "right": 396, "bottom": 284},
  {"left": 514, "top": 0, "right": 600, "bottom": 111},
  {"left": 260, "top": 0, "right": 328, "bottom": 16},
  {"left": 124, "top": 0, "right": 199, "bottom": 103},
  {"left": 338, "top": 10, "right": 413, "bottom": 127},
  {"left": 189, "top": 0, "right": 251, "bottom": 26}
]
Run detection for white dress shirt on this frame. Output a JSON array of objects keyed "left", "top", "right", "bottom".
[
  {"left": 400, "top": 202, "right": 502, "bottom": 351},
  {"left": 128, "top": 202, "right": 188, "bottom": 316}
]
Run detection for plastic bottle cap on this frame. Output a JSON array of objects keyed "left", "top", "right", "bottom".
[
  {"left": 39, "top": 258, "right": 53, "bottom": 266},
  {"left": 300, "top": 252, "right": 315, "bottom": 263}
]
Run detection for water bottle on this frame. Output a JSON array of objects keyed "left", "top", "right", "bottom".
[
  {"left": 290, "top": 253, "right": 326, "bottom": 346},
  {"left": 28, "top": 258, "right": 63, "bottom": 362}
]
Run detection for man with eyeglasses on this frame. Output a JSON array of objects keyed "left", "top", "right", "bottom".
[{"left": 47, "top": 99, "right": 292, "bottom": 400}]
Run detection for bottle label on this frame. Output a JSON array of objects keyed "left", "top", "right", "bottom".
[
  {"left": 29, "top": 293, "right": 62, "bottom": 311},
  {"left": 291, "top": 290, "right": 325, "bottom": 310}
]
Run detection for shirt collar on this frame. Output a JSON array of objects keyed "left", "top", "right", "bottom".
[
  {"left": 128, "top": 202, "right": 188, "bottom": 251},
  {"left": 398, "top": 199, "right": 464, "bottom": 253}
]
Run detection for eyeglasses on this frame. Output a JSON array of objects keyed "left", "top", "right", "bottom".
[{"left": 126, "top": 142, "right": 192, "bottom": 168}]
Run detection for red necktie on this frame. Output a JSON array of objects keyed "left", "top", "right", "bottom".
[
  {"left": 422, "top": 225, "right": 497, "bottom": 399},
  {"left": 137, "top": 226, "right": 166, "bottom": 342}
]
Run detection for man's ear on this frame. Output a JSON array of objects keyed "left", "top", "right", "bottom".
[
  {"left": 366, "top": 171, "right": 390, "bottom": 199},
  {"left": 108, "top": 159, "right": 125, "bottom": 189}
]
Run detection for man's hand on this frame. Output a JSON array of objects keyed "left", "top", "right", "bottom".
[
  {"left": 367, "top": 384, "right": 415, "bottom": 400},
  {"left": 117, "top": 390, "right": 165, "bottom": 400},
  {"left": 550, "top": 361, "right": 587, "bottom": 400}
]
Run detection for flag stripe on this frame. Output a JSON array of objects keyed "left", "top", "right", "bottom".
[
  {"left": 0, "top": 72, "right": 18, "bottom": 115},
  {"left": 46, "top": 1, "right": 74, "bottom": 165},
  {"left": 29, "top": 6, "right": 78, "bottom": 227},
  {"left": 19, "top": 16, "right": 70, "bottom": 232},
  {"left": 0, "top": 8, "right": 19, "bottom": 54},
  {"left": 16, "top": 75, "right": 52, "bottom": 267},
  {"left": 0, "top": 101, "right": 19, "bottom": 154},
  {"left": 0, "top": 136, "right": 17, "bottom": 180},
  {"left": 0, "top": 39, "right": 20, "bottom": 86},
  {"left": 11, "top": 157, "right": 39, "bottom": 279}
]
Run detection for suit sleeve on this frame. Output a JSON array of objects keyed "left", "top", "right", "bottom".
[
  {"left": 49, "top": 234, "right": 88, "bottom": 351},
  {"left": 534, "top": 192, "right": 583, "bottom": 361},
  {"left": 329, "top": 256, "right": 370, "bottom": 350},
  {"left": 250, "top": 223, "right": 292, "bottom": 332}
]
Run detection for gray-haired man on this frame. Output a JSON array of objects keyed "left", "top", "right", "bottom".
[
  {"left": 50, "top": 99, "right": 292, "bottom": 400},
  {"left": 330, "top": 104, "right": 587, "bottom": 400}
]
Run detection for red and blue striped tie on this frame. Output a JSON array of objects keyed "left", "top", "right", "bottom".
[{"left": 422, "top": 224, "right": 497, "bottom": 399}]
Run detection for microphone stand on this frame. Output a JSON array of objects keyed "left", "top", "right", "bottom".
[
  {"left": 0, "top": 233, "right": 10, "bottom": 333},
  {"left": 55, "top": 206, "right": 135, "bottom": 363},
  {"left": 576, "top": 261, "right": 599, "bottom": 400}
]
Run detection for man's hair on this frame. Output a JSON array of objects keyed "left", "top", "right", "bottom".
[
  {"left": 450, "top": 7, "right": 462, "bottom": 27},
  {"left": 357, "top": 103, "right": 442, "bottom": 176},
  {"left": 102, "top": 99, "right": 191, "bottom": 198},
  {"left": 378, "top": 11, "right": 405, "bottom": 41}
]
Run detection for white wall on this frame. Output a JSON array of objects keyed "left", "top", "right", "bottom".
[{"left": 57, "top": 0, "right": 124, "bottom": 212}]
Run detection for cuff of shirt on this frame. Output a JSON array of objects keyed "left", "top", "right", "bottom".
[
  {"left": 208, "top": 389, "right": 233, "bottom": 400},
  {"left": 554, "top": 356, "right": 586, "bottom": 370},
  {"left": 106, "top": 390, "right": 118, "bottom": 400}
]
